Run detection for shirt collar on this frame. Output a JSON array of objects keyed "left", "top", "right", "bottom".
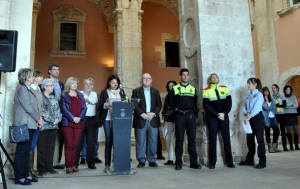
[
  {"left": 50, "top": 77, "right": 59, "bottom": 83},
  {"left": 249, "top": 89, "right": 258, "bottom": 96},
  {"left": 24, "top": 83, "right": 31, "bottom": 90},
  {"left": 210, "top": 84, "right": 219, "bottom": 89},
  {"left": 143, "top": 87, "right": 150, "bottom": 91}
]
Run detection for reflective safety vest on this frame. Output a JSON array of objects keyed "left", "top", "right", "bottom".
[
  {"left": 203, "top": 84, "right": 230, "bottom": 101},
  {"left": 173, "top": 84, "right": 196, "bottom": 97},
  {"left": 274, "top": 97, "right": 284, "bottom": 113},
  {"left": 125, "top": 95, "right": 129, "bottom": 102}
]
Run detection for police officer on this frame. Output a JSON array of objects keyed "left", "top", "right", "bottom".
[
  {"left": 169, "top": 68, "right": 201, "bottom": 170},
  {"left": 203, "top": 73, "right": 235, "bottom": 169}
]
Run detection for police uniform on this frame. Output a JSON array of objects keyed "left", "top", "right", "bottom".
[
  {"left": 169, "top": 83, "right": 199, "bottom": 168},
  {"left": 203, "top": 84, "right": 233, "bottom": 167}
]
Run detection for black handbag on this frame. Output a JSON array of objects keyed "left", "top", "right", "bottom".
[{"left": 9, "top": 124, "right": 30, "bottom": 143}]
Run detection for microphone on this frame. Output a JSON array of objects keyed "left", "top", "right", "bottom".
[{"left": 177, "top": 87, "right": 181, "bottom": 91}]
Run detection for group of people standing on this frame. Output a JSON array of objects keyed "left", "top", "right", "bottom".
[
  {"left": 13, "top": 64, "right": 103, "bottom": 185},
  {"left": 12, "top": 64, "right": 300, "bottom": 185}
]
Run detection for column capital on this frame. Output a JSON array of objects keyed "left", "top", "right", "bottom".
[{"left": 33, "top": 1, "right": 41, "bottom": 16}]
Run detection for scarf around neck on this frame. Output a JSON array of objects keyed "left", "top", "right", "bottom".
[{"left": 272, "top": 92, "right": 280, "bottom": 100}]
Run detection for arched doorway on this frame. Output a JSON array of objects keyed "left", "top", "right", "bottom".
[{"left": 284, "top": 76, "right": 300, "bottom": 143}]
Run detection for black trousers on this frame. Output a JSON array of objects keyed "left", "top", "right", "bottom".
[
  {"left": 37, "top": 129, "right": 57, "bottom": 172},
  {"left": 246, "top": 112, "right": 266, "bottom": 165},
  {"left": 264, "top": 126, "right": 280, "bottom": 143},
  {"left": 175, "top": 114, "right": 198, "bottom": 166},
  {"left": 58, "top": 127, "right": 64, "bottom": 163},
  {"left": 157, "top": 130, "right": 163, "bottom": 157},
  {"left": 14, "top": 129, "right": 34, "bottom": 180},
  {"left": 75, "top": 117, "right": 97, "bottom": 166},
  {"left": 208, "top": 115, "right": 233, "bottom": 166}
]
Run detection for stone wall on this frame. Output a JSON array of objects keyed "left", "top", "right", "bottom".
[{"left": 0, "top": 0, "right": 34, "bottom": 179}]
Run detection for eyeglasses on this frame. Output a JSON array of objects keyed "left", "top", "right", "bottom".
[
  {"left": 46, "top": 85, "right": 54, "bottom": 87},
  {"left": 142, "top": 78, "right": 152, "bottom": 81}
]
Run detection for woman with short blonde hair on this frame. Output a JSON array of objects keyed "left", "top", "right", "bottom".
[{"left": 60, "top": 77, "right": 87, "bottom": 174}]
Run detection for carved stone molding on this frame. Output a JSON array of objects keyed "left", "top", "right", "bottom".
[
  {"left": 30, "top": 1, "right": 41, "bottom": 68},
  {"left": 50, "top": 6, "right": 87, "bottom": 58},
  {"left": 39, "top": 0, "right": 178, "bottom": 33},
  {"left": 155, "top": 33, "right": 180, "bottom": 68},
  {"left": 277, "top": 3, "right": 300, "bottom": 17}
]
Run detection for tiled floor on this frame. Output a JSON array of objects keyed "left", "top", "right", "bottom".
[{"left": 5, "top": 143, "right": 300, "bottom": 189}]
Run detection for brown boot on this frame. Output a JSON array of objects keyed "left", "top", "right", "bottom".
[{"left": 29, "top": 151, "right": 40, "bottom": 178}]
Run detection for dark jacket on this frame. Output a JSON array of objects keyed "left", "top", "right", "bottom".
[
  {"left": 96, "top": 92, "right": 101, "bottom": 127},
  {"left": 60, "top": 92, "right": 87, "bottom": 126},
  {"left": 161, "top": 93, "right": 172, "bottom": 122},
  {"left": 98, "top": 89, "right": 126, "bottom": 125},
  {"left": 49, "top": 77, "right": 64, "bottom": 98},
  {"left": 131, "top": 86, "right": 162, "bottom": 129}
]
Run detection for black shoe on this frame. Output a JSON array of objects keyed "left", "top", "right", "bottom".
[
  {"left": 53, "top": 165, "right": 65, "bottom": 169},
  {"left": 164, "top": 160, "right": 174, "bottom": 165},
  {"left": 209, "top": 165, "right": 215, "bottom": 169},
  {"left": 227, "top": 164, "right": 235, "bottom": 168},
  {"left": 80, "top": 159, "right": 86, "bottom": 164},
  {"left": 88, "top": 164, "right": 97, "bottom": 169},
  {"left": 95, "top": 158, "right": 102, "bottom": 163},
  {"left": 239, "top": 160, "right": 254, "bottom": 166},
  {"left": 256, "top": 164, "right": 266, "bottom": 169},
  {"left": 283, "top": 147, "right": 289, "bottom": 151},
  {"left": 157, "top": 155, "right": 165, "bottom": 160},
  {"left": 149, "top": 162, "right": 158, "bottom": 167},
  {"left": 190, "top": 164, "right": 202, "bottom": 169},
  {"left": 175, "top": 165, "right": 182, "bottom": 170},
  {"left": 137, "top": 162, "right": 145, "bottom": 168}
]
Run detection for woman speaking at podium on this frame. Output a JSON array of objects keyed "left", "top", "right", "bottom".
[{"left": 99, "top": 75, "right": 126, "bottom": 173}]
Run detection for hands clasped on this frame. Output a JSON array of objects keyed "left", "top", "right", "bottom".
[
  {"left": 73, "top": 117, "right": 81, "bottom": 124},
  {"left": 142, "top": 113, "right": 155, "bottom": 122},
  {"left": 217, "top": 113, "right": 225, "bottom": 121}
]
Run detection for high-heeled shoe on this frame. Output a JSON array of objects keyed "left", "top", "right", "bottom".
[
  {"left": 15, "top": 179, "right": 31, "bottom": 185},
  {"left": 25, "top": 177, "right": 38, "bottom": 182},
  {"left": 66, "top": 168, "right": 73, "bottom": 174},
  {"left": 72, "top": 166, "right": 79, "bottom": 173}
]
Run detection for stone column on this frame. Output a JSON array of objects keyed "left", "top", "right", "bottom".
[
  {"left": 113, "top": 0, "right": 144, "bottom": 144},
  {"left": 0, "top": 2, "right": 12, "bottom": 171},
  {"left": 113, "top": 0, "right": 143, "bottom": 94},
  {"left": 30, "top": 0, "right": 41, "bottom": 69},
  {"left": 0, "top": 0, "right": 34, "bottom": 179},
  {"left": 179, "top": 0, "right": 254, "bottom": 166},
  {"left": 255, "top": 0, "right": 287, "bottom": 87}
]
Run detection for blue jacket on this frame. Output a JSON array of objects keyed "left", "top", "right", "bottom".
[
  {"left": 60, "top": 92, "right": 87, "bottom": 126},
  {"left": 262, "top": 100, "right": 277, "bottom": 127}
]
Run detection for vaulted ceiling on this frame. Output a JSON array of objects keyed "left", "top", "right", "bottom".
[{"left": 38, "top": 0, "right": 178, "bottom": 33}]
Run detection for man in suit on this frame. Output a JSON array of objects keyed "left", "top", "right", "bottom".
[
  {"left": 48, "top": 63, "right": 65, "bottom": 170},
  {"left": 132, "top": 73, "right": 162, "bottom": 168}
]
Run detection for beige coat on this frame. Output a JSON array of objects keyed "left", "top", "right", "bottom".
[{"left": 14, "top": 84, "right": 40, "bottom": 129}]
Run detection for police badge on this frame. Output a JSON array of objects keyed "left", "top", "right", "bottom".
[
  {"left": 253, "top": 94, "right": 257, "bottom": 98},
  {"left": 120, "top": 109, "right": 126, "bottom": 118},
  {"left": 221, "top": 92, "right": 224, "bottom": 95},
  {"left": 190, "top": 89, "right": 192, "bottom": 93}
]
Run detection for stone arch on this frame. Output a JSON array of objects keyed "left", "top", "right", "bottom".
[
  {"left": 278, "top": 67, "right": 300, "bottom": 90},
  {"left": 142, "top": 0, "right": 178, "bottom": 19}
]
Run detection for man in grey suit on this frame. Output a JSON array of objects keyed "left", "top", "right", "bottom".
[{"left": 132, "top": 73, "right": 162, "bottom": 168}]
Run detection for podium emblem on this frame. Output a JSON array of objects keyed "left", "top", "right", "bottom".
[{"left": 121, "top": 109, "right": 126, "bottom": 118}]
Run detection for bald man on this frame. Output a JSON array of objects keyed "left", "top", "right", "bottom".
[{"left": 132, "top": 73, "right": 162, "bottom": 168}]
